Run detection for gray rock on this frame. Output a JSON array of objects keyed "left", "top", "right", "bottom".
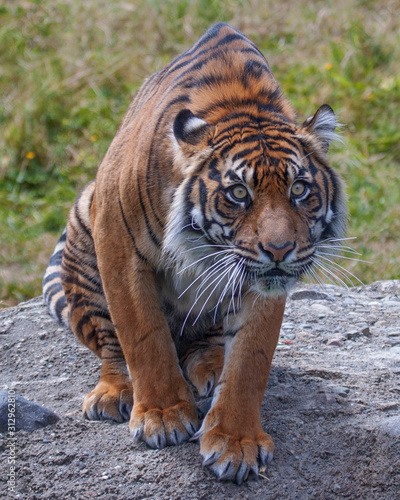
[
  {"left": 310, "top": 303, "right": 333, "bottom": 315},
  {"left": 0, "top": 318, "right": 14, "bottom": 334},
  {"left": 290, "top": 290, "right": 334, "bottom": 301},
  {"left": 383, "top": 301, "right": 400, "bottom": 309},
  {"left": 0, "top": 390, "right": 59, "bottom": 433},
  {"left": 332, "top": 386, "right": 350, "bottom": 397},
  {"left": 281, "top": 322, "right": 295, "bottom": 330},
  {"left": 378, "top": 416, "right": 400, "bottom": 437},
  {"left": 344, "top": 328, "right": 360, "bottom": 340},
  {"left": 361, "top": 326, "right": 371, "bottom": 336},
  {"left": 326, "top": 338, "right": 344, "bottom": 347}
]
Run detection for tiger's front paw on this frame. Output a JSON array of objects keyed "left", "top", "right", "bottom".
[
  {"left": 199, "top": 426, "right": 274, "bottom": 484},
  {"left": 83, "top": 379, "right": 133, "bottom": 423},
  {"left": 129, "top": 401, "right": 199, "bottom": 449}
]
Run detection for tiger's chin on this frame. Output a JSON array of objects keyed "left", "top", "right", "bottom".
[{"left": 250, "top": 274, "right": 298, "bottom": 297}]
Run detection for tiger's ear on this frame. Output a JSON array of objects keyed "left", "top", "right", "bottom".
[
  {"left": 300, "top": 104, "right": 340, "bottom": 153},
  {"left": 173, "top": 109, "right": 211, "bottom": 147}
]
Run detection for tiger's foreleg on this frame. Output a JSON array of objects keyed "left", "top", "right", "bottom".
[
  {"left": 93, "top": 213, "right": 199, "bottom": 448},
  {"left": 197, "top": 294, "right": 286, "bottom": 484},
  {"left": 61, "top": 184, "right": 133, "bottom": 422}
]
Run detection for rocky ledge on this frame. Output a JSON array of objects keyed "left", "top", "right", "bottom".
[{"left": 0, "top": 281, "right": 399, "bottom": 499}]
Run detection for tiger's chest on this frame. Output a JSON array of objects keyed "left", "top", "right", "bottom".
[{"left": 155, "top": 268, "right": 230, "bottom": 345}]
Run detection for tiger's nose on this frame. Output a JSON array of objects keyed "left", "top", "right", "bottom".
[{"left": 262, "top": 242, "right": 295, "bottom": 262}]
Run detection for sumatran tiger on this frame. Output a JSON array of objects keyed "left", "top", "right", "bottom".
[{"left": 43, "top": 23, "right": 346, "bottom": 483}]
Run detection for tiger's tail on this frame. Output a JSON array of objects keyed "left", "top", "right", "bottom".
[{"left": 42, "top": 228, "right": 69, "bottom": 327}]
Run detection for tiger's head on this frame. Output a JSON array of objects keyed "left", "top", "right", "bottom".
[{"left": 164, "top": 105, "right": 346, "bottom": 298}]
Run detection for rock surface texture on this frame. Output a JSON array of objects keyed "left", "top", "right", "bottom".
[{"left": 1, "top": 281, "right": 399, "bottom": 499}]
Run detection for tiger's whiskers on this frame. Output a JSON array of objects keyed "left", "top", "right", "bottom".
[
  {"left": 179, "top": 258, "right": 234, "bottom": 334},
  {"left": 306, "top": 237, "right": 366, "bottom": 288}
]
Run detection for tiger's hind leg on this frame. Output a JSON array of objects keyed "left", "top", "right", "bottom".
[
  {"left": 61, "top": 182, "right": 133, "bottom": 423},
  {"left": 181, "top": 326, "right": 225, "bottom": 399}
]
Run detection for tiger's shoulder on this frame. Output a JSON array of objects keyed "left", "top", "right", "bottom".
[{"left": 118, "top": 22, "right": 294, "bottom": 134}]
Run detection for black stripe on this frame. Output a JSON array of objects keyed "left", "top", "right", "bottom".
[
  {"left": 266, "top": 143, "right": 298, "bottom": 157},
  {"left": 242, "top": 59, "right": 273, "bottom": 85},
  {"left": 295, "top": 253, "right": 314, "bottom": 265},
  {"left": 98, "top": 328, "right": 117, "bottom": 335},
  {"left": 184, "top": 175, "right": 197, "bottom": 215},
  {"left": 98, "top": 332, "right": 118, "bottom": 342},
  {"left": 59, "top": 229, "right": 67, "bottom": 242},
  {"left": 234, "top": 243, "right": 258, "bottom": 256},
  {"left": 118, "top": 199, "right": 148, "bottom": 262},
  {"left": 265, "top": 135, "right": 300, "bottom": 152},
  {"left": 61, "top": 254, "right": 103, "bottom": 289},
  {"left": 44, "top": 282, "right": 63, "bottom": 298},
  {"left": 49, "top": 248, "right": 64, "bottom": 266},
  {"left": 43, "top": 271, "right": 60, "bottom": 286},
  {"left": 61, "top": 273, "right": 103, "bottom": 295},
  {"left": 98, "top": 341, "right": 120, "bottom": 348},
  {"left": 67, "top": 293, "right": 108, "bottom": 315},
  {"left": 232, "top": 148, "right": 259, "bottom": 162},
  {"left": 99, "top": 347, "right": 124, "bottom": 355},
  {"left": 136, "top": 178, "right": 161, "bottom": 248},
  {"left": 198, "top": 178, "right": 208, "bottom": 227},
  {"left": 198, "top": 98, "right": 284, "bottom": 121},
  {"left": 183, "top": 72, "right": 228, "bottom": 90},
  {"left": 307, "top": 158, "right": 319, "bottom": 176}
]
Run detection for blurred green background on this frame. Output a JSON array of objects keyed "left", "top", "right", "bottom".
[{"left": 1, "top": 0, "right": 399, "bottom": 308}]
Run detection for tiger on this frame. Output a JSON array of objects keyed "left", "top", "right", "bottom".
[{"left": 42, "top": 22, "right": 346, "bottom": 484}]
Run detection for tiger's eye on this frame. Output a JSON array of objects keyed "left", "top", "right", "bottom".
[
  {"left": 231, "top": 185, "right": 248, "bottom": 200},
  {"left": 291, "top": 181, "right": 306, "bottom": 197}
]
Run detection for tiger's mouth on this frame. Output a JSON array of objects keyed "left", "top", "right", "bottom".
[
  {"left": 263, "top": 268, "right": 293, "bottom": 277},
  {"left": 245, "top": 264, "right": 303, "bottom": 294},
  {"left": 245, "top": 263, "right": 298, "bottom": 279}
]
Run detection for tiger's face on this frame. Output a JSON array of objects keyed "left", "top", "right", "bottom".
[{"left": 165, "top": 106, "right": 346, "bottom": 298}]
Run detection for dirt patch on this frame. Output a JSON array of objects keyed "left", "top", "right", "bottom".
[{"left": 1, "top": 281, "right": 400, "bottom": 499}]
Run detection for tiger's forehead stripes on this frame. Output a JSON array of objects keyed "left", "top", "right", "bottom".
[
  {"left": 210, "top": 122, "right": 309, "bottom": 194},
  {"left": 212, "top": 118, "right": 303, "bottom": 161}
]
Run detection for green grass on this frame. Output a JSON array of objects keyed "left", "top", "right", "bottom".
[{"left": 1, "top": 0, "right": 399, "bottom": 307}]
